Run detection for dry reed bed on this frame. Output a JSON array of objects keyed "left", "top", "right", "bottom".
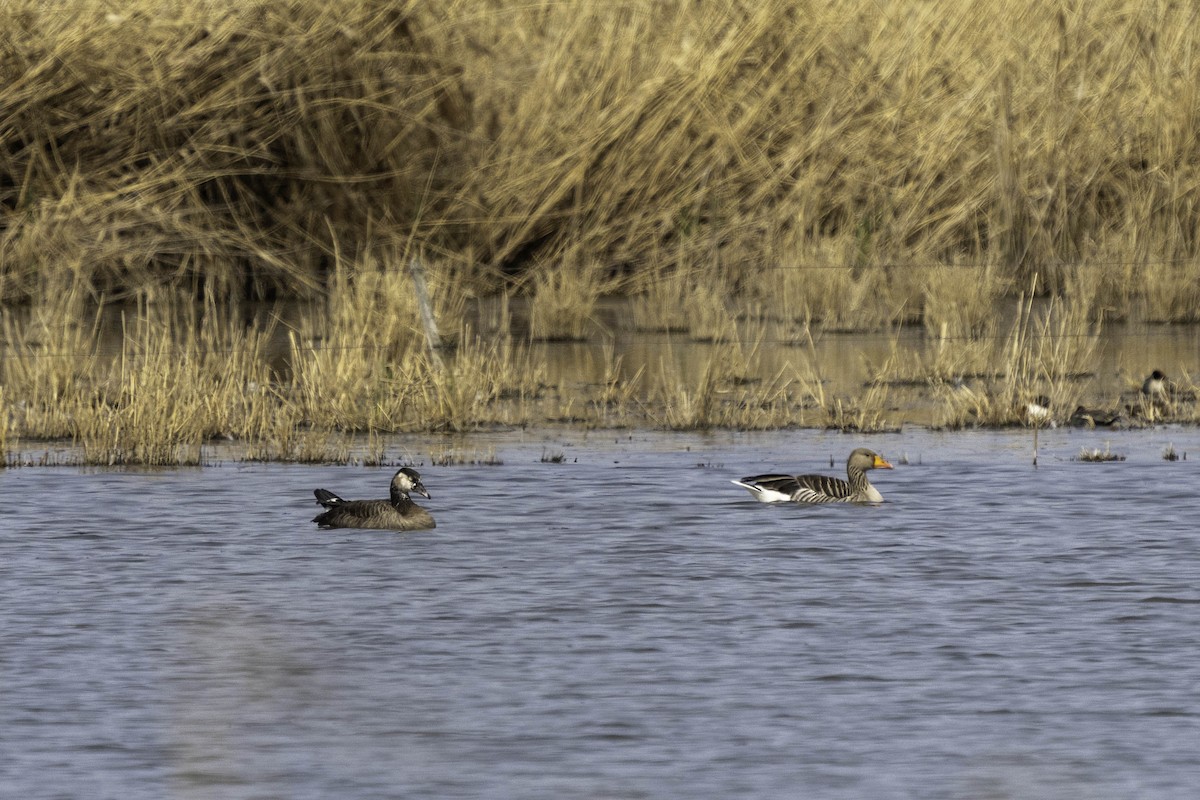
[
  {"left": 3, "top": 0, "right": 1200, "bottom": 326},
  {"left": 8, "top": 257, "right": 1197, "bottom": 467}
]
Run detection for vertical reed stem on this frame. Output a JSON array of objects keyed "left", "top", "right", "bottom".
[
  {"left": 409, "top": 256, "right": 444, "bottom": 371},
  {"left": 1032, "top": 423, "right": 1039, "bottom": 467}
]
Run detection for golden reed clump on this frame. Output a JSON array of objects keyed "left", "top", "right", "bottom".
[{"left": 3, "top": 0, "right": 1200, "bottom": 314}]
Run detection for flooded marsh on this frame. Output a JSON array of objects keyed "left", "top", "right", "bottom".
[
  {"left": 3, "top": 290, "right": 1200, "bottom": 467},
  {"left": 7, "top": 3, "right": 1200, "bottom": 795}
]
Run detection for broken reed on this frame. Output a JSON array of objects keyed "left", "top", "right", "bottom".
[{"left": 4, "top": 0, "right": 1200, "bottom": 325}]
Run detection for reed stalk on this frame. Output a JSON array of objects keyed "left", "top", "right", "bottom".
[
  {"left": 527, "top": 260, "right": 609, "bottom": 341},
  {"left": 0, "top": 385, "right": 11, "bottom": 464},
  {"left": 1141, "top": 261, "right": 1200, "bottom": 323},
  {"left": 631, "top": 267, "right": 693, "bottom": 333},
  {"left": 931, "top": 277, "right": 1099, "bottom": 428},
  {"left": 589, "top": 341, "right": 645, "bottom": 427}
]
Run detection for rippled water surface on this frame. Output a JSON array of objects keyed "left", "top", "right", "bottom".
[{"left": 4, "top": 428, "right": 1200, "bottom": 799}]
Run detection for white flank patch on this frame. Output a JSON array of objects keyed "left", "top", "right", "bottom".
[{"left": 730, "top": 480, "right": 792, "bottom": 503}]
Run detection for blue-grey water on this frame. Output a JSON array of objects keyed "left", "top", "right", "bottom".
[{"left": 3, "top": 428, "right": 1199, "bottom": 799}]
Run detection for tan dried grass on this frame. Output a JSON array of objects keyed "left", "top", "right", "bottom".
[
  {"left": 0, "top": 385, "right": 12, "bottom": 463},
  {"left": 5, "top": 0, "right": 1200, "bottom": 322},
  {"left": 631, "top": 268, "right": 693, "bottom": 333},
  {"left": 795, "top": 359, "right": 898, "bottom": 433},
  {"left": 648, "top": 333, "right": 797, "bottom": 430},
  {"left": 10, "top": 0, "right": 1200, "bottom": 452},
  {"left": 1141, "top": 260, "right": 1200, "bottom": 323},
  {"left": 527, "top": 260, "right": 610, "bottom": 341},
  {"left": 922, "top": 265, "right": 1007, "bottom": 340}
]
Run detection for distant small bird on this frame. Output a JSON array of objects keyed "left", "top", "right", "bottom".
[
  {"left": 312, "top": 467, "right": 436, "bottom": 530},
  {"left": 1142, "top": 369, "right": 1169, "bottom": 399},
  {"left": 731, "top": 448, "right": 894, "bottom": 504},
  {"left": 1138, "top": 369, "right": 1177, "bottom": 422},
  {"left": 1025, "top": 394, "right": 1052, "bottom": 425}
]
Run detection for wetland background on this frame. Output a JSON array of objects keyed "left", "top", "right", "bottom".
[
  {"left": 5, "top": 6, "right": 1200, "bottom": 798},
  {"left": 4, "top": 0, "right": 1200, "bottom": 464}
]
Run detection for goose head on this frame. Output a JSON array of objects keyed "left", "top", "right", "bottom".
[
  {"left": 392, "top": 467, "right": 432, "bottom": 499},
  {"left": 848, "top": 448, "right": 893, "bottom": 471}
]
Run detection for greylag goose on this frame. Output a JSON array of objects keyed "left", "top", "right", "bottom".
[
  {"left": 731, "top": 448, "right": 893, "bottom": 504},
  {"left": 312, "top": 467, "right": 436, "bottom": 530}
]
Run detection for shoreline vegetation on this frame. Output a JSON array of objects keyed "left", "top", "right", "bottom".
[
  {"left": 3, "top": 270, "right": 1197, "bottom": 467},
  {"left": 4, "top": 1, "right": 1200, "bottom": 464}
]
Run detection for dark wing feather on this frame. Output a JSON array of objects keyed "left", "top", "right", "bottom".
[
  {"left": 739, "top": 473, "right": 803, "bottom": 496},
  {"left": 313, "top": 488, "right": 344, "bottom": 508},
  {"left": 313, "top": 498, "right": 384, "bottom": 528}
]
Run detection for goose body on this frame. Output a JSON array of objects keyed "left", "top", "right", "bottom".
[
  {"left": 312, "top": 467, "right": 436, "bottom": 530},
  {"left": 732, "top": 448, "right": 893, "bottom": 504}
]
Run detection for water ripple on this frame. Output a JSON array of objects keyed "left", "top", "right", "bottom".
[{"left": 2, "top": 429, "right": 1200, "bottom": 798}]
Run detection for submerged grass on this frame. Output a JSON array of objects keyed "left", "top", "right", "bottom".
[
  {"left": 527, "top": 260, "right": 610, "bottom": 341},
  {"left": 1076, "top": 444, "right": 1126, "bottom": 463},
  {"left": 429, "top": 446, "right": 503, "bottom": 467},
  {"left": 631, "top": 267, "right": 693, "bottom": 333}
]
